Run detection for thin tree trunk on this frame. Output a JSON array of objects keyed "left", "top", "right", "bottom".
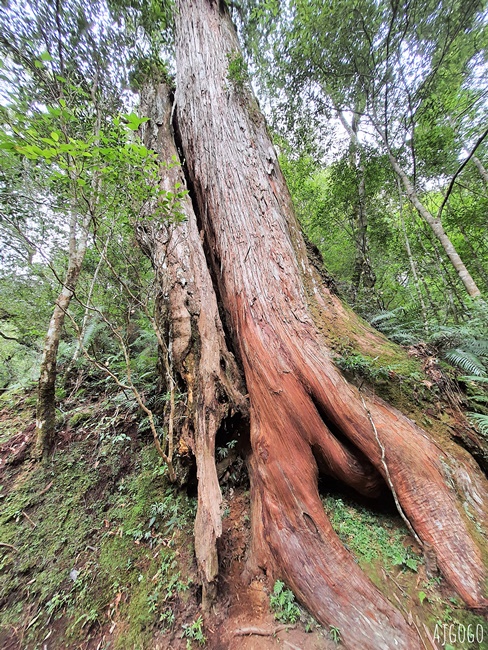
[
  {"left": 396, "top": 179, "right": 429, "bottom": 333},
  {"left": 35, "top": 77, "right": 100, "bottom": 460},
  {"left": 336, "top": 108, "right": 376, "bottom": 296},
  {"left": 414, "top": 224, "right": 452, "bottom": 305},
  {"left": 386, "top": 150, "right": 481, "bottom": 298},
  {"left": 422, "top": 223, "right": 468, "bottom": 317},
  {"left": 405, "top": 219, "right": 439, "bottom": 319},
  {"left": 34, "top": 219, "right": 87, "bottom": 460},
  {"left": 457, "top": 222, "right": 488, "bottom": 289},
  {"left": 137, "top": 79, "right": 247, "bottom": 608},
  {"left": 69, "top": 234, "right": 108, "bottom": 369},
  {"left": 472, "top": 155, "right": 488, "bottom": 185},
  {"left": 174, "top": 1, "right": 488, "bottom": 647},
  {"left": 449, "top": 114, "right": 488, "bottom": 187}
]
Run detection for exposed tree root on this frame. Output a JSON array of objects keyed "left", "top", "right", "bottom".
[{"left": 359, "top": 391, "right": 423, "bottom": 545}]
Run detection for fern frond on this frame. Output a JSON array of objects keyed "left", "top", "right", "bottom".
[
  {"left": 145, "top": 393, "right": 170, "bottom": 409},
  {"left": 138, "top": 414, "right": 161, "bottom": 433},
  {"left": 444, "top": 349, "right": 487, "bottom": 376},
  {"left": 467, "top": 339, "right": 488, "bottom": 357},
  {"left": 57, "top": 340, "right": 76, "bottom": 363},
  {"left": 138, "top": 416, "right": 151, "bottom": 433},
  {"left": 468, "top": 395, "right": 488, "bottom": 404},
  {"left": 83, "top": 318, "right": 105, "bottom": 347},
  {"left": 370, "top": 308, "right": 405, "bottom": 326},
  {"left": 131, "top": 328, "right": 157, "bottom": 347},
  {"left": 109, "top": 391, "right": 138, "bottom": 411},
  {"left": 388, "top": 330, "right": 418, "bottom": 345},
  {"left": 467, "top": 412, "right": 488, "bottom": 437},
  {"left": 460, "top": 376, "right": 488, "bottom": 384}
]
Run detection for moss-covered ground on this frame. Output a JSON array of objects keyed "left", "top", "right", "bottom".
[
  {"left": 0, "top": 384, "right": 487, "bottom": 650},
  {"left": 0, "top": 388, "right": 199, "bottom": 650}
]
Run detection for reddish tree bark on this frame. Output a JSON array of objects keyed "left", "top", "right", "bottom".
[
  {"left": 137, "top": 80, "right": 247, "bottom": 608},
  {"left": 168, "top": 1, "right": 488, "bottom": 647}
]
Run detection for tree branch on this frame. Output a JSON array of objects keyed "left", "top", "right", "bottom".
[
  {"left": 436, "top": 125, "right": 488, "bottom": 220},
  {"left": 0, "top": 330, "right": 21, "bottom": 343}
]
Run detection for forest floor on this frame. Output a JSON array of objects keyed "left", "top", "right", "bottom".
[{"left": 0, "top": 385, "right": 487, "bottom": 649}]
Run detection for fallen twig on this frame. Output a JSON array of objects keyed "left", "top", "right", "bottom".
[
  {"left": 382, "top": 567, "right": 408, "bottom": 597},
  {"left": 22, "top": 511, "right": 37, "bottom": 528},
  {"left": 0, "top": 542, "right": 18, "bottom": 552},
  {"left": 234, "top": 624, "right": 295, "bottom": 636},
  {"left": 38, "top": 481, "right": 53, "bottom": 496}
]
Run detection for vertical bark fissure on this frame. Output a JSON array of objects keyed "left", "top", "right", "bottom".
[
  {"left": 171, "top": 110, "right": 242, "bottom": 366},
  {"left": 138, "top": 79, "right": 247, "bottom": 608}
]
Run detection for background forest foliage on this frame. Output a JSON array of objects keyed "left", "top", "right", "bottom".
[
  {"left": 1, "top": 0, "right": 487, "bottom": 431},
  {"left": 0, "top": 0, "right": 487, "bottom": 648}
]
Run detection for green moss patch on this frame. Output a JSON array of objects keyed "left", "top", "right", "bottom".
[
  {"left": 0, "top": 394, "right": 198, "bottom": 650},
  {"left": 322, "top": 490, "right": 488, "bottom": 649}
]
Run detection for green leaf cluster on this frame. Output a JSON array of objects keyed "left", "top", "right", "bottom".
[{"left": 269, "top": 580, "right": 301, "bottom": 623}]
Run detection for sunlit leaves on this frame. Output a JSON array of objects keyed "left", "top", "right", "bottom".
[
  {"left": 120, "top": 112, "right": 148, "bottom": 131},
  {"left": 0, "top": 94, "right": 185, "bottom": 230}
]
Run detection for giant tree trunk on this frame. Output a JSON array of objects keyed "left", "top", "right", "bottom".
[
  {"left": 172, "top": 1, "right": 487, "bottom": 647},
  {"left": 137, "top": 79, "right": 247, "bottom": 608}
]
